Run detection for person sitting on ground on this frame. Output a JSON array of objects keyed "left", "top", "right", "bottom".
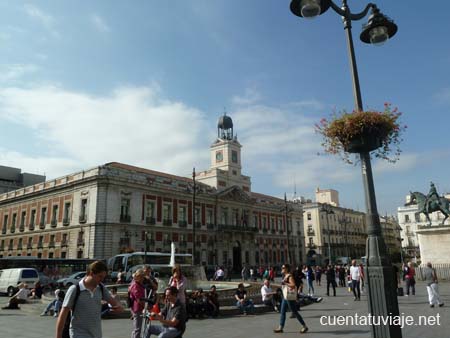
[
  {"left": 146, "top": 286, "right": 187, "bottom": 338},
  {"left": 2, "top": 283, "right": 31, "bottom": 309},
  {"left": 30, "top": 281, "right": 44, "bottom": 299},
  {"left": 187, "top": 289, "right": 207, "bottom": 319},
  {"left": 41, "top": 289, "right": 64, "bottom": 317},
  {"left": 261, "top": 279, "right": 280, "bottom": 312},
  {"left": 234, "top": 283, "right": 254, "bottom": 315},
  {"left": 206, "top": 285, "right": 220, "bottom": 318},
  {"left": 101, "top": 286, "right": 121, "bottom": 317}
]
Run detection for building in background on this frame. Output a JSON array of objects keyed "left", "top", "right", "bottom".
[
  {"left": 379, "top": 215, "right": 402, "bottom": 261},
  {"left": 0, "top": 115, "right": 304, "bottom": 272},
  {"left": 0, "top": 165, "right": 45, "bottom": 194}
]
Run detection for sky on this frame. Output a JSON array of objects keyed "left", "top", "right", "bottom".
[{"left": 0, "top": 1, "right": 449, "bottom": 216}]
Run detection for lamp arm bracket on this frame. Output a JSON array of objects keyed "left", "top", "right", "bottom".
[{"left": 329, "top": 1, "right": 374, "bottom": 22}]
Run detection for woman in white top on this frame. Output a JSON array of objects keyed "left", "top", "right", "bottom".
[{"left": 2, "top": 283, "right": 31, "bottom": 309}]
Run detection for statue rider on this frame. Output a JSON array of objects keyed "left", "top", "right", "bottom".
[{"left": 426, "top": 182, "right": 439, "bottom": 212}]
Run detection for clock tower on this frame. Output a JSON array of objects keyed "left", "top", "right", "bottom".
[{"left": 195, "top": 113, "right": 251, "bottom": 192}]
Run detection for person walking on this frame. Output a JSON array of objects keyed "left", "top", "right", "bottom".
[
  {"left": 273, "top": 264, "right": 308, "bottom": 334},
  {"left": 129, "top": 269, "right": 146, "bottom": 338},
  {"left": 168, "top": 265, "right": 187, "bottom": 306},
  {"left": 305, "top": 266, "right": 315, "bottom": 296},
  {"left": 404, "top": 261, "right": 416, "bottom": 296},
  {"left": 424, "top": 262, "right": 444, "bottom": 308},
  {"left": 349, "top": 260, "right": 361, "bottom": 301},
  {"left": 325, "top": 265, "right": 337, "bottom": 297},
  {"left": 55, "top": 260, "right": 123, "bottom": 338}
]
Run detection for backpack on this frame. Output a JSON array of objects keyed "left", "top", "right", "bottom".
[
  {"left": 126, "top": 290, "right": 133, "bottom": 308},
  {"left": 62, "top": 283, "right": 104, "bottom": 338}
]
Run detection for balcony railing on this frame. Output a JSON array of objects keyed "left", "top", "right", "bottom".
[
  {"left": 262, "top": 228, "right": 268, "bottom": 233},
  {"left": 19, "top": 224, "right": 25, "bottom": 232},
  {"left": 178, "top": 220, "right": 187, "bottom": 228},
  {"left": 37, "top": 242, "right": 44, "bottom": 249},
  {"left": 270, "top": 228, "right": 276, "bottom": 234},
  {"left": 77, "top": 239, "right": 85, "bottom": 246},
  {"left": 39, "top": 220, "right": 46, "bottom": 229},
  {"left": 29, "top": 223, "right": 35, "bottom": 231},
  {"left": 163, "top": 219, "right": 173, "bottom": 226},
  {"left": 1, "top": 227, "right": 6, "bottom": 234},
  {"left": 146, "top": 217, "right": 156, "bottom": 225},
  {"left": 63, "top": 218, "right": 70, "bottom": 226},
  {"left": 0, "top": 245, "right": 4, "bottom": 251},
  {"left": 218, "top": 224, "right": 258, "bottom": 233},
  {"left": 307, "top": 243, "right": 317, "bottom": 249},
  {"left": 61, "top": 241, "right": 68, "bottom": 248},
  {"left": 49, "top": 241, "right": 55, "bottom": 248},
  {"left": 27, "top": 243, "right": 33, "bottom": 249},
  {"left": 10, "top": 225, "right": 16, "bottom": 233},
  {"left": 79, "top": 215, "right": 87, "bottom": 223},
  {"left": 194, "top": 222, "right": 202, "bottom": 228},
  {"left": 120, "top": 215, "right": 131, "bottom": 223},
  {"left": 8, "top": 245, "right": 13, "bottom": 251},
  {"left": 51, "top": 219, "right": 57, "bottom": 227},
  {"left": 207, "top": 223, "right": 214, "bottom": 230},
  {"left": 307, "top": 229, "right": 315, "bottom": 236}
]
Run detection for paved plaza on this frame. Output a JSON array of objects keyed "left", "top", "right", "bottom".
[{"left": 0, "top": 280, "right": 448, "bottom": 338}]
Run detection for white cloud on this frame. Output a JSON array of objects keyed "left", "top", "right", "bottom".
[
  {"left": 0, "top": 64, "right": 39, "bottom": 82},
  {"left": 434, "top": 87, "right": 450, "bottom": 104},
  {"left": 23, "top": 4, "right": 59, "bottom": 37},
  {"left": 373, "top": 153, "right": 419, "bottom": 174},
  {"left": 231, "top": 87, "right": 262, "bottom": 106},
  {"left": 91, "top": 14, "right": 110, "bottom": 33},
  {"left": 0, "top": 85, "right": 211, "bottom": 179}
]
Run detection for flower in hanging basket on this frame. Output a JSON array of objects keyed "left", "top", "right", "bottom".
[{"left": 315, "top": 103, "right": 407, "bottom": 164}]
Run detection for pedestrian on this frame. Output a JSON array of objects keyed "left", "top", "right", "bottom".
[
  {"left": 273, "top": 264, "right": 308, "bottom": 334},
  {"left": 41, "top": 289, "right": 64, "bottom": 317},
  {"left": 338, "top": 265, "right": 346, "bottom": 287},
  {"left": 144, "top": 286, "right": 187, "bottom": 338},
  {"left": 305, "top": 266, "right": 315, "bottom": 296},
  {"left": 349, "top": 260, "right": 361, "bottom": 301},
  {"left": 315, "top": 266, "right": 322, "bottom": 286},
  {"left": 129, "top": 269, "right": 146, "bottom": 338},
  {"left": 325, "top": 265, "right": 337, "bottom": 297},
  {"left": 168, "top": 265, "right": 187, "bottom": 306},
  {"left": 423, "top": 262, "right": 444, "bottom": 308},
  {"left": 55, "top": 260, "right": 123, "bottom": 338},
  {"left": 234, "top": 283, "right": 254, "bottom": 315},
  {"left": 404, "top": 261, "right": 416, "bottom": 296},
  {"left": 261, "top": 279, "right": 280, "bottom": 312}
]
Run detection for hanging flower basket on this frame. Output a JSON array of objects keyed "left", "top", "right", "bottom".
[{"left": 315, "top": 103, "right": 406, "bottom": 164}]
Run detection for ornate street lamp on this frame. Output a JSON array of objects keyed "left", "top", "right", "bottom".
[
  {"left": 290, "top": 1, "right": 400, "bottom": 337},
  {"left": 188, "top": 167, "right": 203, "bottom": 265}
]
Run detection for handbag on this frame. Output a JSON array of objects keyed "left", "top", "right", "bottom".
[{"left": 282, "top": 285, "right": 297, "bottom": 301}]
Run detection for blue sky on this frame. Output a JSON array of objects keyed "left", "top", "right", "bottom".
[{"left": 0, "top": 1, "right": 449, "bottom": 215}]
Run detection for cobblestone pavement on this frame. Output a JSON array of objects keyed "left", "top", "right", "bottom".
[{"left": 1, "top": 280, "right": 448, "bottom": 338}]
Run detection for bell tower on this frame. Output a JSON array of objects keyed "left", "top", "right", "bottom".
[{"left": 195, "top": 113, "right": 251, "bottom": 192}]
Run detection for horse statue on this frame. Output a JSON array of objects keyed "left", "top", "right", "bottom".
[{"left": 407, "top": 191, "right": 450, "bottom": 225}]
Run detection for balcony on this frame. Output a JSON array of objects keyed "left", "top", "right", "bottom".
[
  {"left": 51, "top": 219, "right": 57, "bottom": 227},
  {"left": 8, "top": 245, "right": 13, "bottom": 251},
  {"left": 307, "top": 243, "right": 317, "bottom": 249},
  {"left": 194, "top": 222, "right": 202, "bottom": 228},
  {"left": 178, "top": 220, "right": 187, "bottom": 228},
  {"left": 19, "top": 224, "right": 25, "bottom": 232},
  {"left": 77, "top": 239, "right": 85, "bottom": 247},
  {"left": 0, "top": 245, "right": 4, "bottom": 251},
  {"left": 146, "top": 217, "right": 156, "bottom": 225},
  {"left": 10, "top": 225, "right": 16, "bottom": 233},
  {"left": 120, "top": 215, "right": 131, "bottom": 223},
  {"left": 63, "top": 218, "right": 70, "bottom": 226},
  {"left": 49, "top": 241, "right": 55, "bottom": 248},
  {"left": 29, "top": 223, "right": 35, "bottom": 231},
  {"left": 270, "top": 228, "right": 276, "bottom": 234},
  {"left": 1, "top": 227, "right": 6, "bottom": 234},
  {"left": 307, "top": 229, "right": 315, "bottom": 236},
  {"left": 39, "top": 220, "right": 46, "bottom": 229},
  {"left": 206, "top": 223, "right": 215, "bottom": 230},
  {"left": 163, "top": 219, "right": 172, "bottom": 226},
  {"left": 218, "top": 224, "right": 258, "bottom": 233},
  {"left": 27, "top": 243, "right": 33, "bottom": 250},
  {"left": 61, "top": 241, "right": 68, "bottom": 248},
  {"left": 37, "top": 242, "right": 44, "bottom": 249},
  {"left": 79, "top": 215, "right": 87, "bottom": 223}
]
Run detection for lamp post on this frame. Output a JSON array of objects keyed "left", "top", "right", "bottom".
[
  {"left": 339, "top": 210, "right": 350, "bottom": 261},
  {"left": 321, "top": 204, "right": 334, "bottom": 264},
  {"left": 284, "top": 193, "right": 292, "bottom": 264},
  {"left": 290, "top": 1, "right": 400, "bottom": 337},
  {"left": 192, "top": 167, "right": 198, "bottom": 265}
]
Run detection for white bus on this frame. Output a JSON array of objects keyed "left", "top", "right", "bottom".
[{"left": 107, "top": 252, "right": 193, "bottom": 281}]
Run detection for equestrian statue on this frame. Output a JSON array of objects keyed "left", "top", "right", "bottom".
[{"left": 407, "top": 182, "right": 450, "bottom": 225}]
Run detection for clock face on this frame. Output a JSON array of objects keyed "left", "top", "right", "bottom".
[{"left": 216, "top": 151, "right": 223, "bottom": 162}]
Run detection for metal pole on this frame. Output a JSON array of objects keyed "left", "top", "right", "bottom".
[
  {"left": 192, "top": 167, "right": 196, "bottom": 265},
  {"left": 284, "top": 193, "right": 292, "bottom": 264},
  {"left": 326, "top": 208, "right": 331, "bottom": 263},
  {"left": 342, "top": 1, "right": 401, "bottom": 336},
  {"left": 144, "top": 231, "right": 148, "bottom": 265}
]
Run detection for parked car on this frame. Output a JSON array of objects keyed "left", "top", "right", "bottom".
[
  {"left": 57, "top": 271, "right": 86, "bottom": 287},
  {"left": 0, "top": 268, "right": 39, "bottom": 297}
]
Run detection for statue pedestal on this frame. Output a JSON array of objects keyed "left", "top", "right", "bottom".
[{"left": 416, "top": 225, "right": 450, "bottom": 279}]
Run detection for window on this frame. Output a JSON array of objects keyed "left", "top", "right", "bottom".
[
  {"left": 206, "top": 209, "right": 213, "bottom": 224},
  {"left": 63, "top": 202, "right": 71, "bottom": 225},
  {"left": 271, "top": 218, "right": 275, "bottom": 230},
  {"left": 221, "top": 207, "right": 228, "bottom": 225},
  {"left": 231, "top": 150, "right": 238, "bottom": 163},
  {"left": 253, "top": 215, "right": 258, "bottom": 227},
  {"left": 51, "top": 205, "right": 58, "bottom": 226},
  {"left": 11, "top": 213, "right": 17, "bottom": 233},
  {"left": 231, "top": 209, "right": 239, "bottom": 225},
  {"left": 404, "top": 215, "right": 410, "bottom": 223},
  {"left": 262, "top": 217, "right": 267, "bottom": 229},
  {"left": 48, "top": 252, "right": 54, "bottom": 258},
  {"left": 30, "top": 210, "right": 36, "bottom": 229},
  {"left": 38, "top": 235, "right": 44, "bottom": 248},
  {"left": 2, "top": 214, "right": 8, "bottom": 234},
  {"left": 307, "top": 212, "right": 312, "bottom": 221},
  {"left": 49, "top": 234, "right": 55, "bottom": 247},
  {"left": 80, "top": 199, "right": 88, "bottom": 222},
  {"left": 179, "top": 206, "right": 187, "bottom": 222},
  {"left": 414, "top": 213, "right": 420, "bottom": 222},
  {"left": 146, "top": 201, "right": 155, "bottom": 218},
  {"left": 40, "top": 207, "right": 47, "bottom": 228},
  {"left": 17, "top": 238, "right": 23, "bottom": 250},
  {"left": 120, "top": 198, "right": 131, "bottom": 222},
  {"left": 62, "top": 233, "right": 68, "bottom": 245},
  {"left": 194, "top": 207, "right": 201, "bottom": 225},
  {"left": 61, "top": 251, "right": 67, "bottom": 258},
  {"left": 27, "top": 237, "right": 33, "bottom": 249},
  {"left": 20, "top": 211, "right": 26, "bottom": 230},
  {"left": 9, "top": 239, "right": 13, "bottom": 250},
  {"left": 163, "top": 203, "right": 172, "bottom": 225}
]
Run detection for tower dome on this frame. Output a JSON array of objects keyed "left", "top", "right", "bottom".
[{"left": 217, "top": 113, "right": 234, "bottom": 140}]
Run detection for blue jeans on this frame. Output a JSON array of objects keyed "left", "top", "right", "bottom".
[
  {"left": 44, "top": 299, "right": 62, "bottom": 314},
  {"left": 236, "top": 300, "right": 254, "bottom": 314},
  {"left": 279, "top": 299, "right": 306, "bottom": 328},
  {"left": 307, "top": 279, "right": 315, "bottom": 295},
  {"left": 352, "top": 280, "right": 361, "bottom": 299},
  {"left": 145, "top": 324, "right": 181, "bottom": 338}
]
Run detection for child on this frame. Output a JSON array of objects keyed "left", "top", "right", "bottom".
[{"left": 40, "top": 289, "right": 64, "bottom": 317}]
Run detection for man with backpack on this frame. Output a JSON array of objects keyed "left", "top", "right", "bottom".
[{"left": 55, "top": 261, "right": 123, "bottom": 338}]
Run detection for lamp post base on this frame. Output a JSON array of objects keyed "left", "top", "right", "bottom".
[{"left": 366, "top": 238, "right": 402, "bottom": 338}]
